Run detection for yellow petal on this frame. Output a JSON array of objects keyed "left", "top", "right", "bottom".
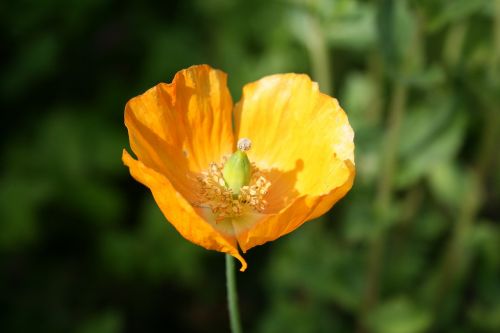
[
  {"left": 125, "top": 64, "right": 235, "bottom": 201},
  {"left": 123, "top": 65, "right": 248, "bottom": 270},
  {"left": 233, "top": 73, "right": 355, "bottom": 251},
  {"left": 306, "top": 160, "right": 355, "bottom": 221},
  {"left": 123, "top": 150, "right": 247, "bottom": 271}
]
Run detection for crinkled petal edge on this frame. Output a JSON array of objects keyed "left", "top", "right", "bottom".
[{"left": 122, "top": 149, "right": 248, "bottom": 271}]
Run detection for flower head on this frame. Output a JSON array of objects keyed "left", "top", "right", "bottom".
[{"left": 122, "top": 65, "right": 355, "bottom": 271}]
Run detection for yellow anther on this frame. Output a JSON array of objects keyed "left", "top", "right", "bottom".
[{"left": 196, "top": 154, "right": 272, "bottom": 221}]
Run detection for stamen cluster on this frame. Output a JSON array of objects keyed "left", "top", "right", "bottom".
[{"left": 197, "top": 159, "right": 271, "bottom": 221}]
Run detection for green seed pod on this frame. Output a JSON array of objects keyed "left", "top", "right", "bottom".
[{"left": 222, "top": 138, "right": 252, "bottom": 195}]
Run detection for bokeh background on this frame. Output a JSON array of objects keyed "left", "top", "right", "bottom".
[{"left": 1, "top": 0, "right": 499, "bottom": 332}]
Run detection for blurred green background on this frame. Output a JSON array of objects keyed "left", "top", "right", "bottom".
[{"left": 1, "top": 0, "right": 499, "bottom": 332}]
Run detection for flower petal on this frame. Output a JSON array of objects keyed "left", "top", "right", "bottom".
[
  {"left": 306, "top": 160, "right": 355, "bottom": 221},
  {"left": 125, "top": 64, "right": 235, "bottom": 201},
  {"left": 123, "top": 65, "right": 248, "bottom": 270},
  {"left": 233, "top": 162, "right": 354, "bottom": 252},
  {"left": 123, "top": 150, "right": 247, "bottom": 271},
  {"left": 233, "top": 73, "right": 355, "bottom": 251}
]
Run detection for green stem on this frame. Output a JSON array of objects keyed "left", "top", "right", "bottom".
[
  {"left": 303, "top": 0, "right": 332, "bottom": 93},
  {"left": 443, "top": 23, "right": 468, "bottom": 68},
  {"left": 432, "top": 180, "right": 478, "bottom": 317},
  {"left": 490, "top": 0, "right": 500, "bottom": 77},
  {"left": 367, "top": 52, "right": 383, "bottom": 126},
  {"left": 356, "top": 80, "right": 408, "bottom": 333},
  {"left": 305, "top": 18, "right": 332, "bottom": 93},
  {"left": 432, "top": 4, "right": 500, "bottom": 326},
  {"left": 226, "top": 254, "right": 243, "bottom": 333}
]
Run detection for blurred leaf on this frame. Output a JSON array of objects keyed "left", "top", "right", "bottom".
[
  {"left": 324, "top": 2, "right": 376, "bottom": 50},
  {"left": 413, "top": 207, "right": 448, "bottom": 241},
  {"left": 99, "top": 200, "right": 204, "bottom": 284},
  {"left": 136, "top": 200, "right": 205, "bottom": 283},
  {"left": 1, "top": 33, "right": 59, "bottom": 99},
  {"left": 396, "top": 108, "right": 466, "bottom": 188},
  {"left": 398, "top": 98, "right": 453, "bottom": 157},
  {"left": 377, "top": 0, "right": 420, "bottom": 75},
  {"left": 3, "top": 111, "right": 126, "bottom": 224},
  {"left": 77, "top": 310, "right": 122, "bottom": 333},
  {"left": 342, "top": 189, "right": 403, "bottom": 240},
  {"left": 257, "top": 296, "right": 340, "bottom": 333},
  {"left": 355, "top": 145, "right": 381, "bottom": 186},
  {"left": 427, "top": 0, "right": 490, "bottom": 32},
  {"left": 377, "top": 0, "right": 397, "bottom": 68},
  {"left": 0, "top": 177, "right": 51, "bottom": 249},
  {"left": 5, "top": 110, "right": 124, "bottom": 180},
  {"left": 393, "top": 0, "right": 420, "bottom": 74},
  {"left": 266, "top": 223, "right": 364, "bottom": 311},
  {"left": 467, "top": 223, "right": 500, "bottom": 329},
  {"left": 342, "top": 193, "right": 377, "bottom": 242},
  {"left": 469, "top": 303, "right": 500, "bottom": 331},
  {"left": 406, "top": 65, "right": 446, "bottom": 88},
  {"left": 141, "top": 29, "right": 205, "bottom": 86},
  {"left": 367, "top": 298, "right": 431, "bottom": 333},
  {"left": 67, "top": 180, "right": 124, "bottom": 223},
  {"left": 341, "top": 72, "right": 377, "bottom": 129},
  {"left": 384, "top": 233, "right": 430, "bottom": 292},
  {"left": 427, "top": 162, "right": 475, "bottom": 211},
  {"left": 472, "top": 222, "right": 500, "bottom": 272}
]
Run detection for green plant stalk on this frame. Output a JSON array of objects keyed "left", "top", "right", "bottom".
[
  {"left": 480, "top": 0, "right": 500, "bottom": 176},
  {"left": 226, "top": 254, "right": 243, "bottom": 333},
  {"left": 368, "top": 53, "right": 383, "bottom": 126},
  {"left": 433, "top": 2, "right": 500, "bottom": 322},
  {"left": 443, "top": 23, "right": 468, "bottom": 68},
  {"left": 357, "top": 80, "right": 408, "bottom": 333},
  {"left": 491, "top": 0, "right": 500, "bottom": 77},
  {"left": 432, "top": 181, "right": 479, "bottom": 317},
  {"left": 357, "top": 5, "right": 429, "bottom": 330},
  {"left": 303, "top": 1, "right": 332, "bottom": 94},
  {"left": 355, "top": 1, "right": 410, "bottom": 330},
  {"left": 393, "top": 187, "right": 423, "bottom": 253},
  {"left": 468, "top": 0, "right": 500, "bottom": 176}
]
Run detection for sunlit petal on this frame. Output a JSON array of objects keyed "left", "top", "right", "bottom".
[
  {"left": 125, "top": 64, "right": 235, "bottom": 201},
  {"left": 233, "top": 73, "right": 355, "bottom": 250},
  {"left": 123, "top": 150, "right": 247, "bottom": 271}
]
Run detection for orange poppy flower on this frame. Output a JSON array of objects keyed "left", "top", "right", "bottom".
[{"left": 122, "top": 65, "right": 355, "bottom": 271}]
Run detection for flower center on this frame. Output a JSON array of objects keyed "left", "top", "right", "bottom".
[{"left": 196, "top": 138, "right": 271, "bottom": 221}]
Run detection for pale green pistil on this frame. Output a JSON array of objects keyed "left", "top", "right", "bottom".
[{"left": 222, "top": 138, "right": 252, "bottom": 196}]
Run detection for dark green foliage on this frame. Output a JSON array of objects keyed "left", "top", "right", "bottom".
[{"left": 1, "top": 0, "right": 499, "bottom": 332}]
